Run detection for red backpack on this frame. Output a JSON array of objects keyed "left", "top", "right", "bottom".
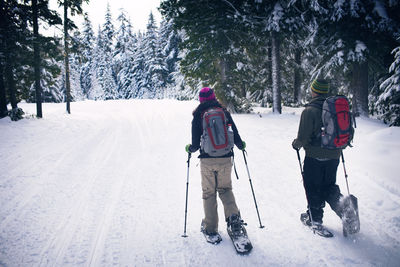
[{"left": 320, "top": 95, "right": 354, "bottom": 149}]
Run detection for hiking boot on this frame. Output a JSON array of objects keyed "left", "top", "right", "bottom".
[
  {"left": 300, "top": 212, "right": 312, "bottom": 227},
  {"left": 301, "top": 212, "right": 326, "bottom": 228},
  {"left": 201, "top": 223, "right": 222, "bottom": 244},
  {"left": 227, "top": 213, "right": 246, "bottom": 237},
  {"left": 311, "top": 222, "right": 323, "bottom": 231},
  {"left": 200, "top": 224, "right": 217, "bottom": 236},
  {"left": 200, "top": 221, "right": 219, "bottom": 235},
  {"left": 300, "top": 212, "right": 323, "bottom": 226},
  {"left": 301, "top": 212, "right": 333, "bottom": 237}
]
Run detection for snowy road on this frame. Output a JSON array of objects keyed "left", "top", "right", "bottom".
[{"left": 1, "top": 100, "right": 399, "bottom": 266}]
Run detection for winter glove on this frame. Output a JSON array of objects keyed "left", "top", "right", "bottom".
[
  {"left": 238, "top": 141, "right": 246, "bottom": 151},
  {"left": 185, "top": 144, "right": 192, "bottom": 153},
  {"left": 292, "top": 139, "right": 301, "bottom": 151}
]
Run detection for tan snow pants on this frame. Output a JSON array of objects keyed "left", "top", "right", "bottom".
[{"left": 200, "top": 157, "right": 239, "bottom": 233}]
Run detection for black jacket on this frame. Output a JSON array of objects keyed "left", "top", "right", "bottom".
[
  {"left": 293, "top": 96, "right": 341, "bottom": 159},
  {"left": 190, "top": 100, "right": 244, "bottom": 158}
]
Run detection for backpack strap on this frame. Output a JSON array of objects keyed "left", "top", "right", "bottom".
[{"left": 305, "top": 101, "right": 324, "bottom": 146}]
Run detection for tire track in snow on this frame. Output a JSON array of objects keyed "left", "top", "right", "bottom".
[
  {"left": 85, "top": 115, "right": 133, "bottom": 266},
  {"left": 0, "top": 127, "right": 105, "bottom": 231},
  {"left": 0, "top": 124, "right": 114, "bottom": 266},
  {"left": 37, "top": 123, "right": 121, "bottom": 266}
]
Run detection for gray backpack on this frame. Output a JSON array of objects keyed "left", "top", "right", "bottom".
[{"left": 200, "top": 108, "right": 234, "bottom": 156}]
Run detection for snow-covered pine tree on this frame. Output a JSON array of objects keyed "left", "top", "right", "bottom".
[
  {"left": 56, "top": 39, "right": 85, "bottom": 103},
  {"left": 102, "top": 3, "right": 115, "bottom": 54},
  {"left": 377, "top": 44, "right": 400, "bottom": 126},
  {"left": 69, "top": 30, "right": 85, "bottom": 101},
  {"left": 266, "top": 2, "right": 284, "bottom": 114},
  {"left": 224, "top": 2, "right": 272, "bottom": 108},
  {"left": 159, "top": 17, "right": 185, "bottom": 98},
  {"left": 88, "top": 30, "right": 105, "bottom": 101},
  {"left": 26, "top": 34, "right": 63, "bottom": 104},
  {"left": 94, "top": 29, "right": 116, "bottom": 100},
  {"left": 91, "top": 26, "right": 106, "bottom": 100},
  {"left": 29, "top": 68, "right": 63, "bottom": 103},
  {"left": 232, "top": 1, "right": 297, "bottom": 112},
  {"left": 80, "top": 13, "right": 95, "bottom": 99},
  {"left": 160, "top": 0, "right": 249, "bottom": 109},
  {"left": 1, "top": 0, "right": 30, "bottom": 119},
  {"left": 306, "top": 0, "right": 400, "bottom": 117},
  {"left": 129, "top": 32, "right": 146, "bottom": 99},
  {"left": 42, "top": 63, "right": 63, "bottom": 103},
  {"left": 118, "top": 20, "right": 139, "bottom": 99},
  {"left": 141, "top": 12, "right": 165, "bottom": 99},
  {"left": 278, "top": 0, "right": 313, "bottom": 106},
  {"left": 60, "top": 0, "right": 89, "bottom": 114},
  {"left": 114, "top": 9, "right": 136, "bottom": 99},
  {"left": 158, "top": 18, "right": 174, "bottom": 97},
  {"left": 93, "top": 4, "right": 118, "bottom": 100}
]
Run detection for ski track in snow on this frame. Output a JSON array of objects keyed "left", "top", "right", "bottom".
[{"left": 0, "top": 100, "right": 399, "bottom": 267}]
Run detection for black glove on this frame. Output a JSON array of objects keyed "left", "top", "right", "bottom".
[{"left": 292, "top": 139, "right": 301, "bottom": 151}]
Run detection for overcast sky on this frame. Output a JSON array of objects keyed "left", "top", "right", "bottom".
[{"left": 48, "top": 0, "right": 162, "bottom": 35}]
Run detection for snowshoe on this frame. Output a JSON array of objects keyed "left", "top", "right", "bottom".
[
  {"left": 341, "top": 194, "right": 360, "bottom": 237},
  {"left": 227, "top": 214, "right": 253, "bottom": 254},
  {"left": 200, "top": 224, "right": 222, "bottom": 244},
  {"left": 300, "top": 212, "right": 333, "bottom": 238}
]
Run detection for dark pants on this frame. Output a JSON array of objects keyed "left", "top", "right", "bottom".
[{"left": 303, "top": 157, "right": 343, "bottom": 224}]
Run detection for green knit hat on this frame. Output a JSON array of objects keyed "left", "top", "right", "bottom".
[{"left": 311, "top": 79, "right": 330, "bottom": 94}]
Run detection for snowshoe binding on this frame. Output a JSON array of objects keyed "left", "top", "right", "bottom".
[
  {"left": 341, "top": 195, "right": 360, "bottom": 237},
  {"left": 200, "top": 224, "right": 222, "bottom": 245},
  {"left": 227, "top": 214, "right": 253, "bottom": 254},
  {"left": 300, "top": 212, "right": 333, "bottom": 238}
]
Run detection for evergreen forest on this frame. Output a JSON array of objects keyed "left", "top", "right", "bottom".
[{"left": 1, "top": 0, "right": 399, "bottom": 126}]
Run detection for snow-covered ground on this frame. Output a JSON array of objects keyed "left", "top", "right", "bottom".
[{"left": 1, "top": 99, "right": 399, "bottom": 266}]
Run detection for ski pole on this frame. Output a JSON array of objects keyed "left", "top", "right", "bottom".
[
  {"left": 232, "top": 151, "right": 240, "bottom": 180},
  {"left": 182, "top": 152, "right": 191, "bottom": 237},
  {"left": 296, "top": 149, "right": 316, "bottom": 231},
  {"left": 341, "top": 151, "right": 351, "bottom": 195},
  {"left": 242, "top": 150, "right": 265, "bottom": 229}
]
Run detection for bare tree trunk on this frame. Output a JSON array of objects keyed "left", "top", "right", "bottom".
[
  {"left": 0, "top": 61, "right": 7, "bottom": 117},
  {"left": 0, "top": 0, "right": 7, "bottom": 117},
  {"left": 1, "top": 0, "right": 19, "bottom": 119},
  {"left": 64, "top": 2, "right": 71, "bottom": 114},
  {"left": 351, "top": 61, "right": 369, "bottom": 117},
  {"left": 293, "top": 48, "right": 301, "bottom": 104},
  {"left": 32, "top": 0, "right": 42, "bottom": 118},
  {"left": 241, "top": 80, "right": 246, "bottom": 98},
  {"left": 271, "top": 31, "right": 282, "bottom": 114},
  {"left": 4, "top": 46, "right": 18, "bottom": 109},
  {"left": 262, "top": 40, "right": 272, "bottom": 108}
]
